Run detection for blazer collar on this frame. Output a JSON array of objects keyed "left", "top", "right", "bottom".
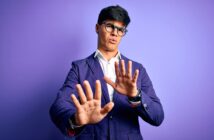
[
  {"left": 86, "top": 52, "right": 129, "bottom": 74},
  {"left": 86, "top": 52, "right": 130, "bottom": 103},
  {"left": 86, "top": 52, "right": 110, "bottom": 102}
]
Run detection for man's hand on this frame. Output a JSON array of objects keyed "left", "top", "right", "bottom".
[
  {"left": 71, "top": 80, "right": 114, "bottom": 126},
  {"left": 104, "top": 60, "right": 139, "bottom": 97}
]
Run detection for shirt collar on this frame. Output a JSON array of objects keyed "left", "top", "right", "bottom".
[{"left": 94, "top": 49, "right": 121, "bottom": 60}]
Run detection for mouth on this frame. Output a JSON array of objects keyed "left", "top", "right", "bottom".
[{"left": 109, "top": 39, "right": 117, "bottom": 44}]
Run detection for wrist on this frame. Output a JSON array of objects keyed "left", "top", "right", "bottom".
[
  {"left": 128, "top": 89, "right": 142, "bottom": 102},
  {"left": 128, "top": 88, "right": 138, "bottom": 97},
  {"left": 69, "top": 114, "right": 83, "bottom": 129},
  {"left": 74, "top": 113, "right": 80, "bottom": 125}
]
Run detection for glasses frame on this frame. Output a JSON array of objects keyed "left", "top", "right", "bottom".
[{"left": 102, "top": 22, "right": 128, "bottom": 36}]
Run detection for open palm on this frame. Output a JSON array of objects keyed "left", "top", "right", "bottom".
[
  {"left": 71, "top": 80, "right": 114, "bottom": 126},
  {"left": 104, "top": 60, "right": 139, "bottom": 97}
]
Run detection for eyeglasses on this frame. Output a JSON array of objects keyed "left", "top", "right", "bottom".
[{"left": 102, "top": 22, "right": 127, "bottom": 36}]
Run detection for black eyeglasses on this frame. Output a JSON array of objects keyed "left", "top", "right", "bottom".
[{"left": 102, "top": 22, "right": 127, "bottom": 36}]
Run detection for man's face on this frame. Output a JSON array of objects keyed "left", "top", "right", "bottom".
[{"left": 96, "top": 20, "right": 126, "bottom": 53}]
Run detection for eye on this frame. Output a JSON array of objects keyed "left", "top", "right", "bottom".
[
  {"left": 106, "top": 24, "right": 113, "bottom": 28},
  {"left": 118, "top": 28, "right": 125, "bottom": 32}
]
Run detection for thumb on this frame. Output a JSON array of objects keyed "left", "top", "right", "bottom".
[
  {"left": 100, "top": 102, "right": 114, "bottom": 115},
  {"left": 103, "top": 76, "right": 116, "bottom": 89}
]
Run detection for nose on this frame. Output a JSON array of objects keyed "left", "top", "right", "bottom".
[{"left": 111, "top": 28, "right": 118, "bottom": 36}]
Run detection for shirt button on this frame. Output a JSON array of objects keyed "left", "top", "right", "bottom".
[
  {"left": 143, "top": 103, "right": 147, "bottom": 108},
  {"left": 110, "top": 116, "right": 113, "bottom": 119}
]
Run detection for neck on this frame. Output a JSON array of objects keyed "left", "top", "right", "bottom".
[{"left": 97, "top": 48, "right": 118, "bottom": 61}]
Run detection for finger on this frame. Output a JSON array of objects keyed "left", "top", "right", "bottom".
[
  {"left": 115, "top": 61, "right": 120, "bottom": 77},
  {"left": 132, "top": 69, "right": 139, "bottom": 83},
  {"left": 100, "top": 102, "right": 114, "bottom": 115},
  {"left": 83, "top": 80, "right": 93, "bottom": 101},
  {"left": 103, "top": 76, "right": 116, "bottom": 89},
  {"left": 94, "top": 80, "right": 101, "bottom": 100},
  {"left": 71, "top": 94, "right": 81, "bottom": 111},
  {"left": 127, "top": 61, "right": 132, "bottom": 78},
  {"left": 120, "top": 60, "right": 126, "bottom": 76},
  {"left": 76, "top": 84, "right": 87, "bottom": 104}
]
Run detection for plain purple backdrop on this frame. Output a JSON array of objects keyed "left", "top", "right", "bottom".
[{"left": 1, "top": 0, "right": 214, "bottom": 140}]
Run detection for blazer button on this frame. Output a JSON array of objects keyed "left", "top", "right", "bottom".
[
  {"left": 143, "top": 103, "right": 148, "bottom": 109},
  {"left": 110, "top": 116, "right": 113, "bottom": 119}
]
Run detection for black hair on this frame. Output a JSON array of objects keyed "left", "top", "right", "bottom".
[{"left": 97, "top": 5, "right": 131, "bottom": 27}]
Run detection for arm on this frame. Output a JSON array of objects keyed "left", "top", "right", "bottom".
[
  {"left": 49, "top": 62, "right": 114, "bottom": 137},
  {"left": 134, "top": 64, "right": 164, "bottom": 126},
  {"left": 49, "top": 62, "right": 81, "bottom": 136},
  {"left": 104, "top": 60, "right": 164, "bottom": 126}
]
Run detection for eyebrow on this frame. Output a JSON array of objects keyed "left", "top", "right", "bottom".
[{"left": 105, "top": 22, "right": 125, "bottom": 29}]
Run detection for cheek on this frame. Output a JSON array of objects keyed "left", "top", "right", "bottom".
[
  {"left": 117, "top": 38, "right": 122, "bottom": 44},
  {"left": 101, "top": 33, "right": 109, "bottom": 43}
]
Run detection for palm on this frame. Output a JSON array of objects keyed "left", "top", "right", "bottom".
[
  {"left": 71, "top": 80, "right": 114, "bottom": 126},
  {"left": 114, "top": 76, "right": 137, "bottom": 96},
  {"left": 76, "top": 100, "right": 103, "bottom": 125},
  {"left": 104, "top": 60, "right": 139, "bottom": 97}
]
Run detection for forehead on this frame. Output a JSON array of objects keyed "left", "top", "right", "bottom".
[{"left": 104, "top": 20, "right": 125, "bottom": 27}]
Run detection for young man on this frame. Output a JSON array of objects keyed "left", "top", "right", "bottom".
[{"left": 50, "top": 5, "right": 164, "bottom": 140}]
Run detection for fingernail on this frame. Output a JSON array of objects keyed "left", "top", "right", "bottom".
[{"left": 71, "top": 94, "right": 75, "bottom": 98}]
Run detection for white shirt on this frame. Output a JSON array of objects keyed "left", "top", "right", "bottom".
[{"left": 94, "top": 49, "right": 121, "bottom": 101}]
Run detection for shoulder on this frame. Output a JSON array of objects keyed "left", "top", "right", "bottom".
[
  {"left": 121, "top": 54, "right": 145, "bottom": 70},
  {"left": 71, "top": 52, "right": 95, "bottom": 66}
]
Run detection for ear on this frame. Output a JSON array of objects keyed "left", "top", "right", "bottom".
[{"left": 95, "top": 24, "right": 99, "bottom": 33}]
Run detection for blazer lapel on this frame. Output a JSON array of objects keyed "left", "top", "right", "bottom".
[
  {"left": 113, "top": 54, "right": 130, "bottom": 102},
  {"left": 85, "top": 53, "right": 131, "bottom": 104},
  {"left": 86, "top": 53, "right": 110, "bottom": 103}
]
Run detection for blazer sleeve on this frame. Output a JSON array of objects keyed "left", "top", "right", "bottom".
[
  {"left": 134, "top": 64, "right": 164, "bottom": 126},
  {"left": 49, "top": 62, "right": 85, "bottom": 137}
]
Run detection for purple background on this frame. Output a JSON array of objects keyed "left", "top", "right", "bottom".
[{"left": 1, "top": 0, "right": 214, "bottom": 140}]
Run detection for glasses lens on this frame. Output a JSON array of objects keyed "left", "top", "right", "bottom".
[
  {"left": 118, "top": 28, "right": 125, "bottom": 36},
  {"left": 105, "top": 24, "right": 113, "bottom": 32},
  {"left": 103, "top": 22, "right": 127, "bottom": 36}
]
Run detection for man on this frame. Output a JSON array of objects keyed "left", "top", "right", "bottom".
[{"left": 50, "top": 5, "right": 164, "bottom": 140}]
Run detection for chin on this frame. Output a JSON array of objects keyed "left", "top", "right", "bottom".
[
  {"left": 106, "top": 44, "right": 118, "bottom": 51},
  {"left": 105, "top": 47, "right": 116, "bottom": 52}
]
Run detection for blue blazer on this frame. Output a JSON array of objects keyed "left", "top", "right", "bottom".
[{"left": 50, "top": 52, "right": 164, "bottom": 140}]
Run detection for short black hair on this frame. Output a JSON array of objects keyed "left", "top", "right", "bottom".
[{"left": 97, "top": 5, "right": 131, "bottom": 27}]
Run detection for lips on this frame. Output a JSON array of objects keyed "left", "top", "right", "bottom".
[{"left": 109, "top": 38, "right": 117, "bottom": 44}]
